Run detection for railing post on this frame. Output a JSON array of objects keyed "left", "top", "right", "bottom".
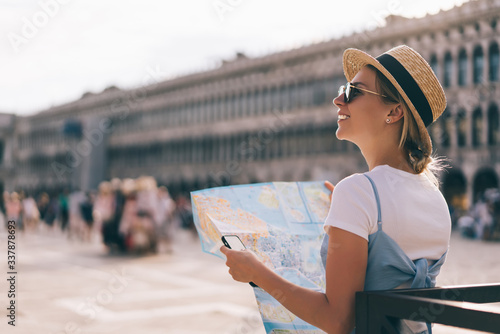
[{"left": 355, "top": 291, "right": 369, "bottom": 334}]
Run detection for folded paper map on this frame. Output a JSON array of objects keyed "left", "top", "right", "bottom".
[{"left": 191, "top": 181, "right": 331, "bottom": 333}]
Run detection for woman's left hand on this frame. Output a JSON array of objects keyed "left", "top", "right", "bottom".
[
  {"left": 324, "top": 180, "right": 335, "bottom": 201},
  {"left": 220, "top": 245, "right": 264, "bottom": 284}
]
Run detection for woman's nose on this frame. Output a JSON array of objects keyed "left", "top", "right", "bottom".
[{"left": 333, "top": 93, "right": 345, "bottom": 108}]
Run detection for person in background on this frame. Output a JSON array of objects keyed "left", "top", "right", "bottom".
[
  {"left": 0, "top": 185, "right": 6, "bottom": 231},
  {"left": 118, "top": 178, "right": 139, "bottom": 252},
  {"left": 80, "top": 191, "right": 95, "bottom": 242},
  {"left": 59, "top": 188, "right": 70, "bottom": 232},
  {"left": 176, "top": 195, "right": 194, "bottom": 233},
  {"left": 37, "top": 192, "right": 50, "bottom": 225},
  {"left": 155, "top": 186, "right": 177, "bottom": 253},
  {"left": 472, "top": 193, "right": 493, "bottom": 240},
  {"left": 134, "top": 176, "right": 158, "bottom": 252},
  {"left": 93, "top": 182, "right": 115, "bottom": 233},
  {"left": 44, "top": 192, "right": 59, "bottom": 233},
  {"left": 22, "top": 192, "right": 40, "bottom": 232},
  {"left": 6, "top": 192, "right": 23, "bottom": 231}
]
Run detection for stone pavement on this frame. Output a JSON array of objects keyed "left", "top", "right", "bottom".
[
  {"left": 0, "top": 228, "right": 264, "bottom": 334},
  {"left": 0, "top": 227, "right": 499, "bottom": 334}
]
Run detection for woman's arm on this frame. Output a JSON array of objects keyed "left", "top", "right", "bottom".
[{"left": 221, "top": 226, "right": 368, "bottom": 333}]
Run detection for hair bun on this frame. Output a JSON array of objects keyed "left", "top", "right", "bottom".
[{"left": 410, "top": 147, "right": 424, "bottom": 160}]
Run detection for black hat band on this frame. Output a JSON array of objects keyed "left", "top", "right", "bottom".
[{"left": 376, "top": 54, "right": 433, "bottom": 127}]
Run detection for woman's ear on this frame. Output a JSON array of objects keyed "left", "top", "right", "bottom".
[{"left": 388, "top": 104, "right": 404, "bottom": 123}]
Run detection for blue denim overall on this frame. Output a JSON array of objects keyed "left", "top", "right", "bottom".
[{"left": 321, "top": 174, "right": 447, "bottom": 334}]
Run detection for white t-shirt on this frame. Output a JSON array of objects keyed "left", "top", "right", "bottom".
[{"left": 324, "top": 165, "right": 451, "bottom": 261}]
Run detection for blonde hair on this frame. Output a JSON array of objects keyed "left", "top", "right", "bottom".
[{"left": 367, "top": 65, "right": 447, "bottom": 187}]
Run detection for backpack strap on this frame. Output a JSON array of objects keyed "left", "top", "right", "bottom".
[{"left": 363, "top": 174, "right": 382, "bottom": 226}]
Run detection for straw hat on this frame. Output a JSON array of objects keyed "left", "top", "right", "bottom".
[{"left": 342, "top": 45, "right": 447, "bottom": 153}]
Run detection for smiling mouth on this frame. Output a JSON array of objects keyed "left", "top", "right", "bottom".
[{"left": 338, "top": 115, "right": 350, "bottom": 120}]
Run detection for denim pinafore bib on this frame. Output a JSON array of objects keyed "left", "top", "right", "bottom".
[{"left": 320, "top": 174, "right": 447, "bottom": 334}]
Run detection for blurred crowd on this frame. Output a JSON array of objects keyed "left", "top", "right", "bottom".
[
  {"left": 0, "top": 176, "right": 195, "bottom": 254},
  {"left": 454, "top": 188, "right": 500, "bottom": 241}
]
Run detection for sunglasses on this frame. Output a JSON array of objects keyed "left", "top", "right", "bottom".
[{"left": 337, "top": 82, "right": 387, "bottom": 103}]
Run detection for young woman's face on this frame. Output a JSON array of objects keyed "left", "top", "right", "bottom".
[{"left": 333, "top": 66, "right": 390, "bottom": 147}]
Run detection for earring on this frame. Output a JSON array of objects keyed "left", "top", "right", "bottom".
[{"left": 386, "top": 118, "right": 391, "bottom": 123}]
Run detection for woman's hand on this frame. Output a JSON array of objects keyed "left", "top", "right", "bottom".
[
  {"left": 324, "top": 180, "right": 335, "bottom": 201},
  {"left": 220, "top": 245, "right": 264, "bottom": 284}
]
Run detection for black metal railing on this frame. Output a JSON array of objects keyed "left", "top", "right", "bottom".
[{"left": 355, "top": 283, "right": 500, "bottom": 333}]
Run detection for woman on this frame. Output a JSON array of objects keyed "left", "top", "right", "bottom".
[{"left": 221, "top": 45, "right": 451, "bottom": 334}]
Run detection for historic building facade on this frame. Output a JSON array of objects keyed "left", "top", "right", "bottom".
[{"left": 3, "top": 0, "right": 500, "bottom": 209}]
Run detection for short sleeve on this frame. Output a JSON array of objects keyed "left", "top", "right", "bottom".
[{"left": 324, "top": 174, "right": 378, "bottom": 241}]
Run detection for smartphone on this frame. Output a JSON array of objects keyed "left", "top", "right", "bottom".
[
  {"left": 221, "top": 235, "right": 246, "bottom": 251},
  {"left": 221, "top": 235, "right": 258, "bottom": 288}
]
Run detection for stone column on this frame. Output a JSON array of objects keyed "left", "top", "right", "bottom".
[
  {"left": 449, "top": 105, "right": 458, "bottom": 149},
  {"left": 481, "top": 101, "right": 489, "bottom": 146},
  {"left": 450, "top": 46, "right": 459, "bottom": 88},
  {"left": 435, "top": 49, "right": 444, "bottom": 85},
  {"left": 466, "top": 107, "right": 473, "bottom": 148}
]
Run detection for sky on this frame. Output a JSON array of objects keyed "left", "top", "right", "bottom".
[{"left": 1, "top": 0, "right": 471, "bottom": 116}]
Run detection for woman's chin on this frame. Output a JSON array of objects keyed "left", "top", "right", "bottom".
[{"left": 335, "top": 129, "right": 347, "bottom": 141}]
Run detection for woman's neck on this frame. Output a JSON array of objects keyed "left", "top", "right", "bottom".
[{"left": 361, "top": 145, "right": 416, "bottom": 174}]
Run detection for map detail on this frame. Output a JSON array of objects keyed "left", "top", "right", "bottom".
[{"left": 191, "top": 181, "right": 330, "bottom": 333}]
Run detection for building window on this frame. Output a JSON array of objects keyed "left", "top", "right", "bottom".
[
  {"left": 488, "top": 104, "right": 499, "bottom": 145},
  {"left": 225, "top": 96, "right": 233, "bottom": 120},
  {"left": 0, "top": 141, "right": 4, "bottom": 165},
  {"left": 296, "top": 82, "right": 305, "bottom": 108},
  {"left": 456, "top": 110, "right": 467, "bottom": 147},
  {"left": 302, "top": 81, "right": 313, "bottom": 107},
  {"left": 271, "top": 86, "right": 280, "bottom": 111},
  {"left": 458, "top": 48, "right": 468, "bottom": 86},
  {"left": 443, "top": 52, "right": 452, "bottom": 88},
  {"left": 489, "top": 43, "right": 499, "bottom": 82},
  {"left": 280, "top": 86, "right": 289, "bottom": 110},
  {"left": 430, "top": 54, "right": 439, "bottom": 77},
  {"left": 473, "top": 46, "right": 484, "bottom": 84},
  {"left": 290, "top": 83, "right": 299, "bottom": 110},
  {"left": 229, "top": 96, "right": 237, "bottom": 120},
  {"left": 211, "top": 98, "right": 218, "bottom": 121},
  {"left": 313, "top": 79, "right": 327, "bottom": 106},
  {"left": 217, "top": 97, "right": 224, "bottom": 120},
  {"left": 205, "top": 100, "right": 212, "bottom": 123},
  {"left": 197, "top": 102, "right": 204, "bottom": 123},
  {"left": 472, "top": 107, "right": 483, "bottom": 147},
  {"left": 254, "top": 90, "right": 262, "bottom": 115},
  {"left": 440, "top": 111, "right": 450, "bottom": 147},
  {"left": 246, "top": 91, "right": 254, "bottom": 116},
  {"left": 240, "top": 92, "right": 247, "bottom": 117},
  {"left": 263, "top": 88, "right": 271, "bottom": 114}
]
